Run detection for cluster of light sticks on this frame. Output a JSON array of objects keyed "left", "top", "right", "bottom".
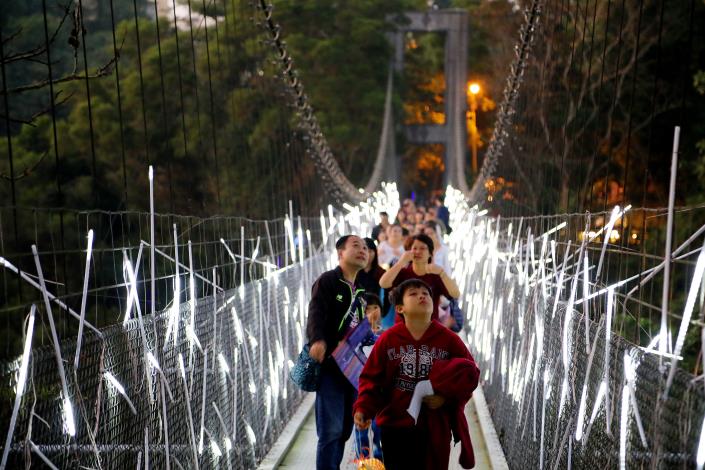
[
  {"left": 0, "top": 166, "right": 398, "bottom": 469},
  {"left": 444, "top": 186, "right": 705, "bottom": 469}
]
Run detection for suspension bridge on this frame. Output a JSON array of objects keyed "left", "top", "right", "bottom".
[{"left": 1, "top": 0, "right": 705, "bottom": 468}]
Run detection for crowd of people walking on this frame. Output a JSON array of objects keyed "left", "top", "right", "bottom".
[{"left": 298, "top": 195, "right": 480, "bottom": 470}]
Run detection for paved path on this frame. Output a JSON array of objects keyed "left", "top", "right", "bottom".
[{"left": 277, "top": 393, "right": 495, "bottom": 469}]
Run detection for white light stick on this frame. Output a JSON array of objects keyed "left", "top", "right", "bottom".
[
  {"left": 550, "top": 241, "right": 571, "bottom": 319},
  {"left": 542, "top": 221, "right": 567, "bottom": 237},
  {"left": 32, "top": 245, "right": 74, "bottom": 437},
  {"left": 623, "top": 353, "right": 648, "bottom": 448},
  {"left": 147, "top": 352, "right": 174, "bottom": 401},
  {"left": 0, "top": 305, "right": 36, "bottom": 470},
  {"left": 104, "top": 372, "right": 137, "bottom": 415},
  {"left": 245, "top": 422, "right": 257, "bottom": 446},
  {"left": 178, "top": 354, "right": 200, "bottom": 470},
  {"left": 164, "top": 226, "right": 181, "bottom": 348},
  {"left": 240, "top": 226, "right": 246, "bottom": 293},
  {"left": 198, "top": 351, "right": 208, "bottom": 455},
  {"left": 149, "top": 166, "right": 156, "bottom": 321},
  {"left": 29, "top": 441, "right": 59, "bottom": 470},
  {"left": 122, "top": 250, "right": 144, "bottom": 325},
  {"left": 188, "top": 241, "right": 197, "bottom": 357},
  {"left": 696, "top": 413, "right": 705, "bottom": 470},
  {"left": 148, "top": 242, "right": 225, "bottom": 290},
  {"left": 664, "top": 242, "right": 705, "bottom": 398},
  {"left": 594, "top": 205, "right": 621, "bottom": 281},
  {"left": 0, "top": 257, "right": 102, "bottom": 337},
  {"left": 540, "top": 371, "right": 552, "bottom": 470},
  {"left": 320, "top": 211, "right": 327, "bottom": 246},
  {"left": 604, "top": 287, "right": 615, "bottom": 432},
  {"left": 661, "top": 127, "right": 680, "bottom": 359},
  {"left": 74, "top": 229, "right": 94, "bottom": 370},
  {"left": 583, "top": 256, "right": 590, "bottom": 354},
  {"left": 144, "top": 426, "right": 150, "bottom": 470},
  {"left": 159, "top": 379, "right": 171, "bottom": 470},
  {"left": 284, "top": 216, "right": 296, "bottom": 264},
  {"left": 173, "top": 224, "right": 181, "bottom": 347},
  {"left": 619, "top": 384, "right": 629, "bottom": 470}
]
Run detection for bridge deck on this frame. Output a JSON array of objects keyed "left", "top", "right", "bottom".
[{"left": 276, "top": 389, "right": 496, "bottom": 469}]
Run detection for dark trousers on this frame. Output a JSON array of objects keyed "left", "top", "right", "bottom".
[
  {"left": 379, "top": 425, "right": 429, "bottom": 470},
  {"left": 315, "top": 360, "right": 357, "bottom": 470}
]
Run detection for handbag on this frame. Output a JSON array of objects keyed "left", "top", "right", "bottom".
[{"left": 289, "top": 343, "right": 321, "bottom": 392}]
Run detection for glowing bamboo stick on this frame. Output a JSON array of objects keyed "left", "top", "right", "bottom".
[
  {"left": 144, "top": 426, "right": 150, "bottom": 470},
  {"left": 696, "top": 413, "right": 705, "bottom": 470},
  {"left": 147, "top": 352, "right": 174, "bottom": 401},
  {"left": 661, "top": 128, "right": 681, "bottom": 360},
  {"left": 583, "top": 256, "right": 590, "bottom": 354},
  {"left": 122, "top": 251, "right": 144, "bottom": 325},
  {"left": 29, "top": 441, "right": 59, "bottom": 470},
  {"left": 178, "top": 354, "right": 200, "bottom": 470},
  {"left": 198, "top": 350, "right": 208, "bottom": 455},
  {"left": 240, "top": 226, "right": 246, "bottom": 291},
  {"left": 623, "top": 353, "right": 647, "bottom": 448},
  {"left": 604, "top": 287, "right": 615, "bottom": 432},
  {"left": 159, "top": 379, "right": 171, "bottom": 470},
  {"left": 32, "top": 245, "right": 74, "bottom": 437},
  {"left": 664, "top": 243, "right": 705, "bottom": 398},
  {"left": 73, "top": 229, "right": 94, "bottom": 370},
  {"left": 619, "top": 384, "right": 629, "bottom": 470},
  {"left": 149, "top": 166, "right": 156, "bottom": 321},
  {"left": 0, "top": 305, "right": 36, "bottom": 470},
  {"left": 104, "top": 372, "right": 137, "bottom": 415},
  {"left": 173, "top": 224, "right": 180, "bottom": 347},
  {"left": 0, "top": 256, "right": 102, "bottom": 337}
]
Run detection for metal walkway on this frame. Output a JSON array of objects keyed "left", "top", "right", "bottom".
[{"left": 263, "top": 385, "right": 505, "bottom": 469}]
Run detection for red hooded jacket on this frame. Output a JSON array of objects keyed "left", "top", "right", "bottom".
[{"left": 353, "top": 320, "right": 480, "bottom": 469}]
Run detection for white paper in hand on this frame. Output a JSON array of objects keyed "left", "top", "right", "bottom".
[{"left": 406, "top": 379, "right": 434, "bottom": 424}]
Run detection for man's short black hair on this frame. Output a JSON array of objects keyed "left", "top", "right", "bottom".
[
  {"left": 335, "top": 234, "right": 357, "bottom": 250},
  {"left": 363, "top": 292, "right": 382, "bottom": 308},
  {"left": 391, "top": 279, "right": 433, "bottom": 307},
  {"left": 379, "top": 211, "right": 389, "bottom": 217}
]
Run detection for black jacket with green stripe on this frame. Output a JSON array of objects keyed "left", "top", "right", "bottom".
[{"left": 306, "top": 265, "right": 366, "bottom": 357}]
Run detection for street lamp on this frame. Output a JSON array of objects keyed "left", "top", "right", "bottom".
[{"left": 467, "top": 82, "right": 481, "bottom": 175}]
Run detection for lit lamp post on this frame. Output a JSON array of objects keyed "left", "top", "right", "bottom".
[{"left": 467, "top": 82, "right": 480, "bottom": 175}]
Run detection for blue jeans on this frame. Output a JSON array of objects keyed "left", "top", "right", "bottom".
[
  {"left": 355, "top": 418, "right": 382, "bottom": 460},
  {"left": 315, "top": 360, "right": 357, "bottom": 470}
]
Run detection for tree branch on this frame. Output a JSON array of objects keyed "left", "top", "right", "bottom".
[{"left": 0, "top": 151, "right": 49, "bottom": 180}]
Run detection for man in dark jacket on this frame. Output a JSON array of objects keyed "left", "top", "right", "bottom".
[{"left": 307, "top": 234, "right": 369, "bottom": 470}]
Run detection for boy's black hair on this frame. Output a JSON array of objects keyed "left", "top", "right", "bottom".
[
  {"left": 335, "top": 234, "right": 356, "bottom": 250},
  {"left": 391, "top": 279, "right": 433, "bottom": 307},
  {"left": 363, "top": 292, "right": 382, "bottom": 308},
  {"left": 379, "top": 211, "right": 389, "bottom": 217}
]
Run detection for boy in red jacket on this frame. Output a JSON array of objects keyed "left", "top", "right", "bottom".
[{"left": 353, "top": 279, "right": 480, "bottom": 469}]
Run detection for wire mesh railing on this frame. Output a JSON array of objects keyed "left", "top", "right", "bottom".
[
  {"left": 446, "top": 189, "right": 705, "bottom": 468},
  {"left": 0, "top": 250, "right": 331, "bottom": 468}
]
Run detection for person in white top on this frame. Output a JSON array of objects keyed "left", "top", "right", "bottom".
[
  {"left": 424, "top": 221, "right": 451, "bottom": 274},
  {"left": 377, "top": 225, "right": 405, "bottom": 267}
]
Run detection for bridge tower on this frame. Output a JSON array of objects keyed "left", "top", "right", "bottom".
[{"left": 380, "top": 9, "right": 469, "bottom": 196}]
